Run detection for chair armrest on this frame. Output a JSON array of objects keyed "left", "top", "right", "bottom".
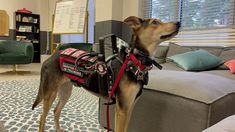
[
  {"left": 23, "top": 42, "right": 34, "bottom": 62},
  {"left": 0, "top": 40, "right": 6, "bottom": 53}
]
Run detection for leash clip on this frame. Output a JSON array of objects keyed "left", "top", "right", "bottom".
[
  {"left": 104, "top": 127, "right": 113, "bottom": 132},
  {"left": 104, "top": 99, "right": 116, "bottom": 105},
  {"left": 125, "top": 47, "right": 132, "bottom": 54},
  {"left": 135, "top": 70, "right": 145, "bottom": 81}
]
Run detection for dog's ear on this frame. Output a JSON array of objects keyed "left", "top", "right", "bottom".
[{"left": 124, "top": 16, "right": 143, "bottom": 29}]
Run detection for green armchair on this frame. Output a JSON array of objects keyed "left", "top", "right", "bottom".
[{"left": 0, "top": 40, "right": 34, "bottom": 72}]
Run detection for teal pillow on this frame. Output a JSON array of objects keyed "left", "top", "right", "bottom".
[{"left": 168, "top": 49, "right": 223, "bottom": 71}]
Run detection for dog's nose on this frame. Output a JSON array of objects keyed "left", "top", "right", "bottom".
[{"left": 176, "top": 22, "right": 181, "bottom": 28}]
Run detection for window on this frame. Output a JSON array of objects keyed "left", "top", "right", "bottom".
[
  {"left": 151, "top": 0, "right": 179, "bottom": 22},
  {"left": 149, "top": 0, "right": 235, "bottom": 30},
  {"left": 181, "top": 0, "right": 234, "bottom": 29}
]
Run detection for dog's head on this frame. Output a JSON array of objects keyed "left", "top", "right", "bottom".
[{"left": 124, "top": 16, "right": 180, "bottom": 56}]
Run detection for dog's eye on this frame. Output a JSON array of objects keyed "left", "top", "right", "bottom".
[{"left": 152, "top": 20, "right": 160, "bottom": 25}]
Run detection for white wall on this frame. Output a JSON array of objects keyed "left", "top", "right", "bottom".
[
  {"left": 122, "top": 0, "right": 140, "bottom": 20},
  {"left": 0, "top": 0, "right": 59, "bottom": 31},
  {"left": 38, "top": 0, "right": 49, "bottom": 31},
  {"left": 95, "top": 0, "right": 112, "bottom": 22},
  {"left": 0, "top": 0, "right": 40, "bottom": 29},
  {"left": 95, "top": 0, "right": 141, "bottom": 22},
  {"left": 112, "top": 0, "right": 123, "bottom": 21},
  {"left": 0, "top": 0, "right": 141, "bottom": 30}
]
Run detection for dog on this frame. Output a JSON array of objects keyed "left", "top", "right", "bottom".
[{"left": 32, "top": 16, "right": 180, "bottom": 132}]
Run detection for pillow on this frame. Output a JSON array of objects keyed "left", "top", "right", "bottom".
[
  {"left": 219, "top": 48, "right": 235, "bottom": 62},
  {"left": 224, "top": 59, "right": 235, "bottom": 74},
  {"left": 154, "top": 45, "right": 169, "bottom": 63},
  {"left": 168, "top": 49, "right": 223, "bottom": 71},
  {"left": 166, "top": 43, "right": 192, "bottom": 58},
  {"left": 192, "top": 47, "right": 223, "bottom": 56}
]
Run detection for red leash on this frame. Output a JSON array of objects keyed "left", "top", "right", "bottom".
[{"left": 105, "top": 53, "right": 146, "bottom": 132}]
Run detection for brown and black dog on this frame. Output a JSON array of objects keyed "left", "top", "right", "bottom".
[{"left": 32, "top": 16, "right": 180, "bottom": 132}]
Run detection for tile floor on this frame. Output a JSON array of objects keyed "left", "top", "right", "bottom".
[{"left": 0, "top": 63, "right": 106, "bottom": 131}]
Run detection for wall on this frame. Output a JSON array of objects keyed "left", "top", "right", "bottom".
[
  {"left": 38, "top": 0, "right": 49, "bottom": 31},
  {"left": 122, "top": 0, "right": 140, "bottom": 20},
  {"left": 112, "top": 0, "right": 123, "bottom": 21},
  {"left": 95, "top": 0, "right": 140, "bottom": 22},
  {"left": 0, "top": 0, "right": 141, "bottom": 30},
  {"left": 0, "top": 0, "right": 40, "bottom": 29},
  {"left": 0, "top": 0, "right": 142, "bottom": 51},
  {"left": 0, "top": 0, "right": 54, "bottom": 54},
  {"left": 95, "top": 0, "right": 113, "bottom": 22},
  {"left": 94, "top": 0, "right": 140, "bottom": 43},
  {"left": 0, "top": 0, "right": 55, "bottom": 31}
]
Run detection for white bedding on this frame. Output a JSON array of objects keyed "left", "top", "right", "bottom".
[{"left": 202, "top": 115, "right": 235, "bottom": 132}]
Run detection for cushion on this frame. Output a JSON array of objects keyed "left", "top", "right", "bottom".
[
  {"left": 217, "top": 48, "right": 235, "bottom": 69},
  {"left": 224, "top": 59, "right": 235, "bottom": 73},
  {"left": 154, "top": 45, "right": 169, "bottom": 63},
  {"left": 219, "top": 48, "right": 235, "bottom": 61},
  {"left": 168, "top": 49, "right": 223, "bottom": 71},
  {"left": 0, "top": 52, "right": 30, "bottom": 64},
  {"left": 166, "top": 43, "right": 192, "bottom": 58},
  {"left": 192, "top": 47, "right": 223, "bottom": 56}
]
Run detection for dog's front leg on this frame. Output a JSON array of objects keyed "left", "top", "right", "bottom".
[{"left": 115, "top": 75, "right": 141, "bottom": 132}]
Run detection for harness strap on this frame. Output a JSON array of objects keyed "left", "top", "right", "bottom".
[
  {"left": 108, "top": 58, "right": 129, "bottom": 98},
  {"left": 106, "top": 56, "right": 129, "bottom": 132},
  {"left": 106, "top": 53, "right": 146, "bottom": 132},
  {"left": 129, "top": 53, "right": 145, "bottom": 71}
]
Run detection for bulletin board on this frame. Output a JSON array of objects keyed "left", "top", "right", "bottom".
[
  {"left": 52, "top": 0, "right": 88, "bottom": 34},
  {"left": 0, "top": 10, "right": 9, "bottom": 36}
]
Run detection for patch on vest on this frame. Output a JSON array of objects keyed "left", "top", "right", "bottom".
[{"left": 60, "top": 48, "right": 98, "bottom": 87}]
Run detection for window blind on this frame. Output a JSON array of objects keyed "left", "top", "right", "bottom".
[
  {"left": 142, "top": 0, "right": 152, "bottom": 18},
  {"left": 151, "top": 0, "right": 179, "bottom": 22},
  {"left": 146, "top": 0, "right": 235, "bottom": 29},
  {"left": 143, "top": 0, "right": 235, "bottom": 46},
  {"left": 181, "top": 0, "right": 235, "bottom": 29}
]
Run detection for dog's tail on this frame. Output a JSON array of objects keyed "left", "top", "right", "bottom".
[
  {"left": 32, "top": 80, "right": 44, "bottom": 110},
  {"left": 32, "top": 93, "right": 42, "bottom": 110},
  {"left": 32, "top": 66, "right": 48, "bottom": 110}
]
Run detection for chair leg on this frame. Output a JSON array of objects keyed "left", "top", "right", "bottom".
[
  {"left": 0, "top": 64, "right": 31, "bottom": 75},
  {"left": 12, "top": 64, "right": 17, "bottom": 72}
]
